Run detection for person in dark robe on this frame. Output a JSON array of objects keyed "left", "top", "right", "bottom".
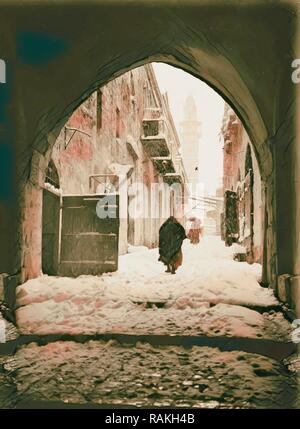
[{"left": 158, "top": 216, "right": 187, "bottom": 274}]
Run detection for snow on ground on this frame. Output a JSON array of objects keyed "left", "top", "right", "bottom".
[
  {"left": 15, "top": 236, "right": 282, "bottom": 338},
  {"left": 15, "top": 299, "right": 290, "bottom": 340}
]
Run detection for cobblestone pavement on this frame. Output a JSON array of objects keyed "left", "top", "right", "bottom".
[
  {"left": 0, "top": 340, "right": 298, "bottom": 409},
  {"left": 0, "top": 373, "right": 18, "bottom": 409}
]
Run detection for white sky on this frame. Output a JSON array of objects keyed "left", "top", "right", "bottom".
[{"left": 152, "top": 62, "right": 225, "bottom": 195}]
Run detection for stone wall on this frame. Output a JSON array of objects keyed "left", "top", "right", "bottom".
[
  {"left": 222, "top": 104, "right": 263, "bottom": 264},
  {"left": 20, "top": 64, "right": 186, "bottom": 280},
  {"left": 0, "top": 1, "right": 297, "bottom": 301}
]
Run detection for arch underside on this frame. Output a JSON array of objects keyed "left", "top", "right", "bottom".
[
  {"left": 0, "top": 0, "right": 297, "bottom": 286},
  {"left": 7, "top": 2, "right": 293, "bottom": 182}
]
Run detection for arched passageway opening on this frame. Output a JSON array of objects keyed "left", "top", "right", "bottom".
[
  {"left": 42, "top": 159, "right": 61, "bottom": 276},
  {"left": 0, "top": 0, "right": 298, "bottom": 309},
  {"left": 27, "top": 61, "right": 266, "bottom": 282},
  {"left": 0, "top": 1, "right": 299, "bottom": 410},
  {"left": 17, "top": 60, "right": 278, "bottom": 346},
  {"left": 22, "top": 58, "right": 271, "bottom": 286},
  {"left": 14, "top": 63, "right": 295, "bottom": 407}
]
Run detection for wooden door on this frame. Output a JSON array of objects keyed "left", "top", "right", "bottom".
[{"left": 58, "top": 194, "right": 119, "bottom": 277}]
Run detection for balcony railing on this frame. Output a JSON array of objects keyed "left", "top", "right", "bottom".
[
  {"left": 167, "top": 152, "right": 191, "bottom": 186},
  {"left": 163, "top": 172, "right": 183, "bottom": 185},
  {"left": 141, "top": 108, "right": 187, "bottom": 185},
  {"left": 89, "top": 174, "right": 119, "bottom": 194},
  {"left": 143, "top": 107, "right": 162, "bottom": 121},
  {"left": 151, "top": 156, "right": 175, "bottom": 175}
]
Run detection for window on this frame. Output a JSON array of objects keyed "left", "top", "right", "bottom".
[
  {"left": 97, "top": 88, "right": 102, "bottom": 130},
  {"left": 45, "top": 160, "right": 60, "bottom": 189},
  {"left": 0, "top": 59, "right": 6, "bottom": 83},
  {"left": 130, "top": 72, "right": 135, "bottom": 96},
  {"left": 116, "top": 107, "right": 121, "bottom": 138},
  {"left": 245, "top": 144, "right": 253, "bottom": 175},
  {"left": 143, "top": 82, "right": 156, "bottom": 108}
]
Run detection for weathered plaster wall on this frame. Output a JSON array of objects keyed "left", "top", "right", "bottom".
[
  {"left": 50, "top": 65, "right": 169, "bottom": 256},
  {"left": 22, "top": 64, "right": 184, "bottom": 277},
  {"left": 51, "top": 92, "right": 97, "bottom": 195}
]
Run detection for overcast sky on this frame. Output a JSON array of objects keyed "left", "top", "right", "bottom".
[{"left": 152, "top": 62, "right": 225, "bottom": 195}]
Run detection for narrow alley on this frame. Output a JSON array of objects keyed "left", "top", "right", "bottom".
[
  {"left": 0, "top": 236, "right": 298, "bottom": 409},
  {"left": 0, "top": 8, "right": 299, "bottom": 410}
]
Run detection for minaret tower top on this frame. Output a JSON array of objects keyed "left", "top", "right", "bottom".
[{"left": 184, "top": 95, "right": 198, "bottom": 121}]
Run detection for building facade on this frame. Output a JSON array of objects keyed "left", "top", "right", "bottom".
[
  {"left": 221, "top": 104, "right": 263, "bottom": 264},
  {"left": 25, "top": 64, "right": 187, "bottom": 279}
]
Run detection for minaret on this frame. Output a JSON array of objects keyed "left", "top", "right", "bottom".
[{"left": 180, "top": 96, "right": 201, "bottom": 187}]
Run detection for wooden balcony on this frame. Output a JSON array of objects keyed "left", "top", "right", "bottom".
[
  {"left": 141, "top": 108, "right": 170, "bottom": 157},
  {"left": 163, "top": 172, "right": 183, "bottom": 185},
  {"left": 141, "top": 109, "right": 187, "bottom": 185}
]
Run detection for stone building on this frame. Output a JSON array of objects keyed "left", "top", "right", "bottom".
[
  {"left": 24, "top": 64, "right": 187, "bottom": 280},
  {"left": 221, "top": 104, "right": 263, "bottom": 264}
]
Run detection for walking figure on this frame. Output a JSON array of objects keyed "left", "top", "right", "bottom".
[{"left": 158, "top": 216, "right": 187, "bottom": 274}]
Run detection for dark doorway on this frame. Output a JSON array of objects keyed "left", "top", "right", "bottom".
[
  {"left": 127, "top": 194, "right": 135, "bottom": 245},
  {"left": 243, "top": 145, "right": 254, "bottom": 260},
  {"left": 42, "top": 189, "right": 60, "bottom": 275}
]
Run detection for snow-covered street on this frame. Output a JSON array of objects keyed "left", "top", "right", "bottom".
[
  {"left": 15, "top": 236, "right": 287, "bottom": 341},
  {"left": 17, "top": 236, "right": 269, "bottom": 308},
  {"left": 0, "top": 235, "right": 298, "bottom": 409}
]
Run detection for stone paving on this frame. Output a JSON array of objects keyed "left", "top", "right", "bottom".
[
  {"left": 0, "top": 238, "right": 299, "bottom": 409},
  {"left": 0, "top": 340, "right": 298, "bottom": 409}
]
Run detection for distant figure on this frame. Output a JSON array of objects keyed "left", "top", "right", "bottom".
[
  {"left": 158, "top": 216, "right": 187, "bottom": 274},
  {"left": 187, "top": 217, "right": 203, "bottom": 244}
]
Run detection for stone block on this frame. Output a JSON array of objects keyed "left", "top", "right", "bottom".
[
  {"left": 0, "top": 273, "right": 8, "bottom": 302},
  {"left": 290, "top": 276, "right": 300, "bottom": 317},
  {"left": 3, "top": 274, "right": 20, "bottom": 312},
  {"left": 277, "top": 274, "right": 291, "bottom": 304},
  {"left": 233, "top": 253, "right": 247, "bottom": 262}
]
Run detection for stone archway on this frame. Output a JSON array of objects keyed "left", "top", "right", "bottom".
[
  {"left": 21, "top": 56, "right": 273, "bottom": 284},
  {"left": 0, "top": 1, "right": 299, "bottom": 304}
]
